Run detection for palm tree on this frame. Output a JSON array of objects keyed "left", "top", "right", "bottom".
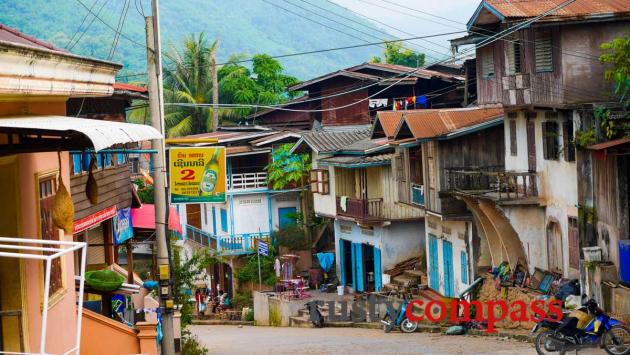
[{"left": 163, "top": 34, "right": 238, "bottom": 137}]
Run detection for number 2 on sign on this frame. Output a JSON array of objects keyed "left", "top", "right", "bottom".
[{"left": 180, "top": 169, "right": 195, "bottom": 180}]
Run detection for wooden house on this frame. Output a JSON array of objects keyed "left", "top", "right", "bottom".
[
  {"left": 448, "top": 0, "right": 630, "bottom": 280},
  {"left": 293, "top": 126, "right": 425, "bottom": 293},
  {"left": 244, "top": 62, "right": 465, "bottom": 130},
  {"left": 374, "top": 107, "right": 506, "bottom": 297}
]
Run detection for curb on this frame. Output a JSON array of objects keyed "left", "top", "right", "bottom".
[{"left": 192, "top": 320, "right": 254, "bottom": 326}]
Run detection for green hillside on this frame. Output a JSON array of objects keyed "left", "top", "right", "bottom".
[{"left": 0, "top": 0, "right": 388, "bottom": 79}]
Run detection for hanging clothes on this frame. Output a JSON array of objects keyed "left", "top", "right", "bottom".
[
  {"left": 316, "top": 252, "right": 335, "bottom": 273},
  {"left": 274, "top": 258, "right": 281, "bottom": 277},
  {"left": 406, "top": 96, "right": 416, "bottom": 108},
  {"left": 416, "top": 95, "right": 428, "bottom": 109},
  {"left": 368, "top": 98, "right": 388, "bottom": 108}
]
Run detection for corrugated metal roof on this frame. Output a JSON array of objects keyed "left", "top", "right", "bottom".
[
  {"left": 0, "top": 23, "right": 66, "bottom": 52},
  {"left": 397, "top": 107, "right": 504, "bottom": 140},
  {"left": 0, "top": 115, "right": 161, "bottom": 151},
  {"left": 113, "top": 82, "right": 147, "bottom": 93},
  {"left": 182, "top": 130, "right": 275, "bottom": 144},
  {"left": 348, "top": 62, "right": 465, "bottom": 81},
  {"left": 290, "top": 70, "right": 381, "bottom": 91},
  {"left": 373, "top": 111, "right": 405, "bottom": 138},
  {"left": 341, "top": 138, "right": 390, "bottom": 153},
  {"left": 588, "top": 136, "right": 630, "bottom": 150},
  {"left": 318, "top": 153, "right": 392, "bottom": 167},
  {"left": 485, "top": 0, "right": 630, "bottom": 20},
  {"left": 300, "top": 129, "right": 371, "bottom": 153}
]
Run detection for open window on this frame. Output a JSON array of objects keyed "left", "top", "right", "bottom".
[
  {"left": 309, "top": 169, "right": 329, "bottom": 195},
  {"left": 542, "top": 121, "right": 560, "bottom": 160}
]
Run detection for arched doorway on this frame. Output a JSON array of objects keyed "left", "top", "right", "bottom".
[{"left": 547, "top": 221, "right": 563, "bottom": 274}]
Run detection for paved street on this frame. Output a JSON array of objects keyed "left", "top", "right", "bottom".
[{"left": 190, "top": 325, "right": 538, "bottom": 355}]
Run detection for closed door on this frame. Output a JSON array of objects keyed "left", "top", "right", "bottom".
[
  {"left": 442, "top": 240, "right": 455, "bottom": 297},
  {"left": 278, "top": 207, "right": 297, "bottom": 229},
  {"left": 526, "top": 119, "right": 536, "bottom": 172},
  {"left": 428, "top": 234, "right": 440, "bottom": 291},
  {"left": 547, "top": 222, "right": 563, "bottom": 274}
]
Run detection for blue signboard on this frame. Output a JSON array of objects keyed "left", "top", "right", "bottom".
[
  {"left": 258, "top": 240, "right": 268, "bottom": 256},
  {"left": 113, "top": 207, "right": 134, "bottom": 245}
]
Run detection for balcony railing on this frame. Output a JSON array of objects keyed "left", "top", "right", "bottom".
[
  {"left": 228, "top": 172, "right": 267, "bottom": 190},
  {"left": 185, "top": 224, "right": 215, "bottom": 247},
  {"left": 411, "top": 183, "right": 425, "bottom": 206},
  {"left": 445, "top": 166, "right": 539, "bottom": 202},
  {"left": 336, "top": 196, "right": 384, "bottom": 221},
  {"left": 218, "top": 232, "right": 271, "bottom": 255}
]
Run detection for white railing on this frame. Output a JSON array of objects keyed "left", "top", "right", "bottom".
[{"left": 228, "top": 172, "right": 268, "bottom": 190}]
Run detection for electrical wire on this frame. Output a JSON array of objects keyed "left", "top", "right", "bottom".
[
  {"left": 65, "top": 0, "right": 100, "bottom": 49},
  {"left": 161, "top": 0, "right": 579, "bottom": 114},
  {"left": 67, "top": 0, "right": 109, "bottom": 51},
  {"left": 74, "top": 0, "right": 147, "bottom": 49},
  {"left": 108, "top": 0, "right": 131, "bottom": 60}
]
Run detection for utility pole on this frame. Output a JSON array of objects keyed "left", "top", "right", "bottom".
[
  {"left": 146, "top": 0, "right": 175, "bottom": 353},
  {"left": 211, "top": 41, "right": 219, "bottom": 132}
]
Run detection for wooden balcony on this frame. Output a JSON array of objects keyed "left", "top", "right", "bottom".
[
  {"left": 218, "top": 232, "right": 271, "bottom": 255},
  {"left": 445, "top": 166, "right": 540, "bottom": 204},
  {"left": 185, "top": 224, "right": 215, "bottom": 248},
  {"left": 336, "top": 196, "right": 384, "bottom": 223}
]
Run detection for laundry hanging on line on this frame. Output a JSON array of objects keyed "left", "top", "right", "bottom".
[
  {"left": 368, "top": 98, "right": 388, "bottom": 108},
  {"left": 393, "top": 95, "right": 428, "bottom": 110}
]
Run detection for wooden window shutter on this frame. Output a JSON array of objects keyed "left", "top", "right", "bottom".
[
  {"left": 481, "top": 46, "right": 494, "bottom": 78},
  {"left": 507, "top": 39, "right": 521, "bottom": 75},
  {"left": 309, "top": 170, "right": 319, "bottom": 193},
  {"left": 542, "top": 122, "right": 549, "bottom": 159},
  {"left": 509, "top": 120, "right": 517, "bottom": 156},
  {"left": 395, "top": 154, "right": 405, "bottom": 182},
  {"left": 321, "top": 170, "right": 330, "bottom": 195},
  {"left": 563, "top": 120, "right": 575, "bottom": 162},
  {"left": 568, "top": 217, "right": 579, "bottom": 269},
  {"left": 535, "top": 31, "right": 553, "bottom": 73}
]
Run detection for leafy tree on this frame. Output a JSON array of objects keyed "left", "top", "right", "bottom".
[
  {"left": 265, "top": 143, "right": 312, "bottom": 243},
  {"left": 600, "top": 32, "right": 630, "bottom": 107},
  {"left": 162, "top": 34, "right": 299, "bottom": 137},
  {"left": 371, "top": 42, "right": 426, "bottom": 68},
  {"left": 234, "top": 252, "right": 277, "bottom": 287}
]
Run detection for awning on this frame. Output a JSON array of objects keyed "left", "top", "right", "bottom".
[
  {"left": 0, "top": 115, "right": 161, "bottom": 152},
  {"left": 131, "top": 204, "right": 182, "bottom": 234},
  {"left": 588, "top": 137, "right": 630, "bottom": 150}
]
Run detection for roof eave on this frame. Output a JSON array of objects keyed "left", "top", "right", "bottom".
[{"left": 467, "top": 1, "right": 505, "bottom": 30}]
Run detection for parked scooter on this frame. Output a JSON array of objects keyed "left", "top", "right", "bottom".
[
  {"left": 535, "top": 299, "right": 630, "bottom": 355},
  {"left": 381, "top": 295, "right": 418, "bottom": 333},
  {"left": 305, "top": 301, "right": 324, "bottom": 328}
]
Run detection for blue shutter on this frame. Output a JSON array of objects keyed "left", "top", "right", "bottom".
[
  {"left": 374, "top": 247, "right": 382, "bottom": 291},
  {"left": 461, "top": 251, "right": 469, "bottom": 285},
  {"left": 428, "top": 234, "right": 440, "bottom": 291},
  {"left": 220, "top": 208, "right": 228, "bottom": 233},
  {"left": 82, "top": 153, "right": 91, "bottom": 171},
  {"left": 442, "top": 240, "right": 454, "bottom": 297},
  {"left": 117, "top": 153, "right": 125, "bottom": 165},
  {"left": 339, "top": 240, "right": 346, "bottom": 286},
  {"left": 96, "top": 154, "right": 103, "bottom": 168},
  {"left": 354, "top": 243, "right": 364, "bottom": 292},
  {"left": 212, "top": 207, "right": 217, "bottom": 235},
  {"left": 72, "top": 154, "right": 82, "bottom": 174}
]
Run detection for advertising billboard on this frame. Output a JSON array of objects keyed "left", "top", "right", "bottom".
[{"left": 169, "top": 147, "right": 226, "bottom": 203}]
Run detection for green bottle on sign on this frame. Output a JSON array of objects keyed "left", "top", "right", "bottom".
[{"left": 199, "top": 149, "right": 221, "bottom": 196}]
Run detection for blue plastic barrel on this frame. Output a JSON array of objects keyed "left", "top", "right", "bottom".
[{"left": 619, "top": 240, "right": 630, "bottom": 284}]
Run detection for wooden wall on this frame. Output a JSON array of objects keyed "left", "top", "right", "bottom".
[
  {"left": 71, "top": 164, "right": 132, "bottom": 220},
  {"left": 320, "top": 77, "right": 371, "bottom": 126},
  {"left": 366, "top": 165, "right": 423, "bottom": 220}
]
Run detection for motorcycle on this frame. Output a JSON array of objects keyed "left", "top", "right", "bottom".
[
  {"left": 305, "top": 301, "right": 324, "bottom": 328},
  {"left": 380, "top": 295, "right": 418, "bottom": 333},
  {"left": 535, "top": 299, "right": 630, "bottom": 355}
]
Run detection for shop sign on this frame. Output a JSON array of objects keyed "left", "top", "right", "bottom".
[
  {"left": 73, "top": 206, "right": 117, "bottom": 234},
  {"left": 169, "top": 147, "right": 226, "bottom": 204}
]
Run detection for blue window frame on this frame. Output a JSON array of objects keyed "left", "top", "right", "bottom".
[
  {"left": 461, "top": 251, "right": 469, "bottom": 285},
  {"left": 71, "top": 153, "right": 82, "bottom": 175},
  {"left": 220, "top": 208, "right": 228, "bottom": 233}
]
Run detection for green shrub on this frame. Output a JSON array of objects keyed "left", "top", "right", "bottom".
[
  {"left": 233, "top": 292, "right": 253, "bottom": 308},
  {"left": 244, "top": 309, "right": 254, "bottom": 321},
  {"left": 181, "top": 330, "right": 208, "bottom": 355},
  {"left": 274, "top": 225, "right": 310, "bottom": 251}
]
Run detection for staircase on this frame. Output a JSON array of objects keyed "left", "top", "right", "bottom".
[{"left": 383, "top": 269, "right": 425, "bottom": 293}]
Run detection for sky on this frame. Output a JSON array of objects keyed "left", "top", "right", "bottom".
[{"left": 330, "top": 0, "right": 481, "bottom": 61}]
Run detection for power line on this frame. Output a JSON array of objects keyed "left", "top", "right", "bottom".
[
  {"left": 65, "top": 0, "right": 99, "bottom": 49},
  {"left": 67, "top": 0, "right": 109, "bottom": 51},
  {"left": 292, "top": 0, "right": 451, "bottom": 59},
  {"left": 115, "top": 30, "right": 466, "bottom": 79},
  {"left": 108, "top": 0, "right": 131, "bottom": 60},
  {"left": 359, "top": 0, "right": 600, "bottom": 61},
  {"left": 162, "top": 0, "right": 578, "bottom": 114},
  {"left": 74, "top": 0, "right": 147, "bottom": 49}
]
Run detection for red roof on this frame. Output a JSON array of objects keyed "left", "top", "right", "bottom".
[
  {"left": 374, "top": 111, "right": 405, "bottom": 138},
  {"left": 485, "top": 0, "right": 630, "bottom": 20},
  {"left": 113, "top": 82, "right": 148, "bottom": 93},
  {"left": 588, "top": 136, "right": 630, "bottom": 150},
  {"left": 396, "top": 107, "right": 504, "bottom": 139},
  {"left": 131, "top": 204, "right": 182, "bottom": 234},
  {"left": 0, "top": 23, "right": 66, "bottom": 52}
]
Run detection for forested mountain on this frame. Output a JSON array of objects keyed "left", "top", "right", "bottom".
[{"left": 0, "top": 0, "right": 387, "bottom": 79}]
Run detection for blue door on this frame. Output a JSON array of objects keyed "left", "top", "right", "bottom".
[
  {"left": 353, "top": 243, "right": 364, "bottom": 292},
  {"left": 442, "top": 240, "right": 455, "bottom": 297},
  {"left": 460, "top": 251, "right": 469, "bottom": 285},
  {"left": 339, "top": 240, "right": 346, "bottom": 286},
  {"left": 278, "top": 207, "right": 297, "bottom": 229},
  {"left": 373, "top": 247, "right": 382, "bottom": 291},
  {"left": 428, "top": 234, "right": 440, "bottom": 292}
]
